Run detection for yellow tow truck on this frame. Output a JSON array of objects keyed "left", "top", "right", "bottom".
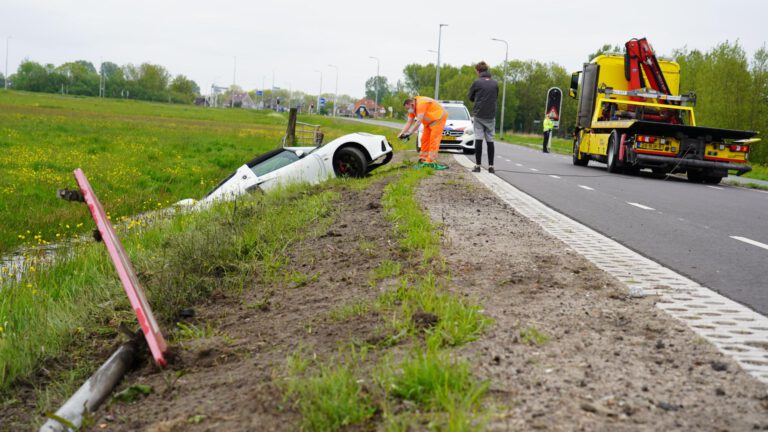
[{"left": 569, "top": 38, "right": 759, "bottom": 184}]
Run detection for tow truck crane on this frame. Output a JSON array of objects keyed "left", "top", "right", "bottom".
[{"left": 569, "top": 37, "right": 760, "bottom": 184}]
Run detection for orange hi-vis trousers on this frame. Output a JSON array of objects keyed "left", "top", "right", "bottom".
[{"left": 419, "top": 116, "right": 447, "bottom": 163}]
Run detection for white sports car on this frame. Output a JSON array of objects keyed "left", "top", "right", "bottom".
[{"left": 189, "top": 132, "right": 393, "bottom": 205}]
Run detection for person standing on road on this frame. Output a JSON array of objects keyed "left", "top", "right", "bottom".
[
  {"left": 467, "top": 61, "right": 499, "bottom": 173},
  {"left": 398, "top": 96, "right": 448, "bottom": 169},
  {"left": 542, "top": 114, "right": 554, "bottom": 153}
]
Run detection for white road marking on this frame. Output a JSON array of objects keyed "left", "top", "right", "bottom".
[
  {"left": 731, "top": 236, "right": 768, "bottom": 252},
  {"left": 505, "top": 159, "right": 511, "bottom": 162},
  {"left": 549, "top": 175, "right": 561, "bottom": 179},
  {"left": 707, "top": 186, "right": 725, "bottom": 190},
  {"left": 627, "top": 202, "right": 655, "bottom": 210},
  {"left": 530, "top": 168, "right": 539, "bottom": 172},
  {"left": 454, "top": 153, "right": 768, "bottom": 384},
  {"left": 578, "top": 185, "right": 594, "bottom": 191},
  {"left": 515, "top": 163, "right": 523, "bottom": 167}
]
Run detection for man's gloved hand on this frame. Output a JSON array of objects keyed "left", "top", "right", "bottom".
[{"left": 398, "top": 132, "right": 411, "bottom": 141}]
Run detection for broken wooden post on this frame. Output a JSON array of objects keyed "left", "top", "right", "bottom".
[{"left": 285, "top": 107, "right": 298, "bottom": 146}]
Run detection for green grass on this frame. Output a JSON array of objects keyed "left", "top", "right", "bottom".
[
  {"left": 742, "top": 162, "right": 768, "bottom": 182},
  {"left": 381, "top": 167, "right": 441, "bottom": 261},
  {"left": 377, "top": 274, "right": 492, "bottom": 348},
  {"left": 385, "top": 349, "right": 488, "bottom": 411},
  {"left": 0, "top": 184, "right": 337, "bottom": 396},
  {"left": 284, "top": 360, "right": 376, "bottom": 431},
  {"left": 0, "top": 91, "right": 397, "bottom": 254},
  {"left": 500, "top": 132, "right": 571, "bottom": 154}
]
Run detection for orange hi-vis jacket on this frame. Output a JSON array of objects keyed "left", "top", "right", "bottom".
[
  {"left": 408, "top": 96, "right": 446, "bottom": 127},
  {"left": 409, "top": 96, "right": 447, "bottom": 163}
]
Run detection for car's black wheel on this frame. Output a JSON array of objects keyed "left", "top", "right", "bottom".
[
  {"left": 606, "top": 130, "right": 621, "bottom": 173},
  {"left": 462, "top": 148, "right": 475, "bottom": 155},
  {"left": 573, "top": 136, "right": 589, "bottom": 166},
  {"left": 334, "top": 146, "right": 368, "bottom": 178}
]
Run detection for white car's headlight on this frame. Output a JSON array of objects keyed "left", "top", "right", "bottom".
[{"left": 465, "top": 128, "right": 474, "bottom": 136}]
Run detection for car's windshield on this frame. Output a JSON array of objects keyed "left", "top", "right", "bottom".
[
  {"left": 249, "top": 150, "right": 300, "bottom": 177},
  {"left": 445, "top": 106, "right": 470, "bottom": 121}
]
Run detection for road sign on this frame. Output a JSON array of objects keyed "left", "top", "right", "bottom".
[
  {"left": 319, "top": 97, "right": 326, "bottom": 107},
  {"left": 73, "top": 169, "right": 167, "bottom": 366},
  {"left": 256, "top": 90, "right": 263, "bottom": 96},
  {"left": 545, "top": 87, "right": 563, "bottom": 129}
]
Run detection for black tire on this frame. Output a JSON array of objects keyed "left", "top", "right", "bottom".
[
  {"left": 462, "top": 148, "right": 475, "bottom": 155},
  {"left": 704, "top": 175, "right": 723, "bottom": 185},
  {"left": 333, "top": 146, "right": 368, "bottom": 178},
  {"left": 572, "top": 136, "right": 589, "bottom": 166},
  {"left": 606, "top": 130, "right": 621, "bottom": 173},
  {"left": 687, "top": 170, "right": 705, "bottom": 183}
]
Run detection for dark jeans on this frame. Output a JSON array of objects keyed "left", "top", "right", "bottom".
[
  {"left": 475, "top": 139, "right": 495, "bottom": 166},
  {"left": 542, "top": 130, "right": 551, "bottom": 152}
]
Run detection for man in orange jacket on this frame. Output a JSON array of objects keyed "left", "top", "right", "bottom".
[{"left": 397, "top": 96, "right": 448, "bottom": 169}]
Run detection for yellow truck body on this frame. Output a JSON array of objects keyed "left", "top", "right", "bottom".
[{"left": 569, "top": 53, "right": 759, "bottom": 183}]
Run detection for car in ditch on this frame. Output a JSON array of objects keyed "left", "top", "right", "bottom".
[
  {"left": 416, "top": 100, "right": 476, "bottom": 154},
  {"left": 180, "top": 130, "right": 393, "bottom": 206}
]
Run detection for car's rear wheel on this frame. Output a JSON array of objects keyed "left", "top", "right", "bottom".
[{"left": 334, "top": 147, "right": 368, "bottom": 178}]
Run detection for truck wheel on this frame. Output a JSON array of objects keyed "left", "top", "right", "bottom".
[
  {"left": 606, "top": 131, "right": 621, "bottom": 173},
  {"left": 687, "top": 171, "right": 704, "bottom": 183},
  {"left": 703, "top": 175, "right": 723, "bottom": 184},
  {"left": 572, "top": 137, "right": 589, "bottom": 166},
  {"left": 333, "top": 147, "right": 368, "bottom": 178}
]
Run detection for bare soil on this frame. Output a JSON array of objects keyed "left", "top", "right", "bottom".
[{"left": 6, "top": 152, "right": 768, "bottom": 431}]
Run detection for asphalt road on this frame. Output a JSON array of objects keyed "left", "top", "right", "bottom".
[
  {"left": 477, "top": 142, "right": 768, "bottom": 316},
  {"left": 346, "top": 117, "right": 768, "bottom": 316}
]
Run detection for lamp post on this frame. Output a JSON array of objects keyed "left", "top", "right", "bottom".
[
  {"left": 435, "top": 24, "right": 447, "bottom": 100},
  {"left": 313, "top": 69, "right": 323, "bottom": 115},
  {"left": 368, "top": 56, "right": 379, "bottom": 118},
  {"left": 491, "top": 37, "right": 508, "bottom": 137},
  {"left": 4, "top": 36, "right": 10, "bottom": 90},
  {"left": 328, "top": 64, "right": 338, "bottom": 117}
]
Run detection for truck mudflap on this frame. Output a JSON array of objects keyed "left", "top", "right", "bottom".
[{"left": 634, "top": 153, "right": 752, "bottom": 175}]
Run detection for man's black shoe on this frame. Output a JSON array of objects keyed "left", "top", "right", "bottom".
[
  {"left": 488, "top": 166, "right": 495, "bottom": 173},
  {"left": 472, "top": 166, "right": 481, "bottom": 173}
]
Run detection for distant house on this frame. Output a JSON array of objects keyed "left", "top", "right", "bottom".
[
  {"left": 353, "top": 98, "right": 378, "bottom": 118},
  {"left": 228, "top": 92, "right": 257, "bottom": 109},
  {"left": 194, "top": 97, "right": 209, "bottom": 107}
]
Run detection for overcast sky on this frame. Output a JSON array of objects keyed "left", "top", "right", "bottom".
[{"left": 3, "top": 0, "right": 767, "bottom": 99}]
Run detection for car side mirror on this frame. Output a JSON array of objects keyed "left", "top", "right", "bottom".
[{"left": 295, "top": 150, "right": 305, "bottom": 158}]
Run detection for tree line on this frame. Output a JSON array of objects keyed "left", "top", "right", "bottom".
[
  {"left": 366, "top": 40, "right": 767, "bottom": 164},
  {"left": 0, "top": 60, "right": 200, "bottom": 103}
]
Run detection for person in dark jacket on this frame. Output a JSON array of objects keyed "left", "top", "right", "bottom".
[{"left": 467, "top": 61, "right": 499, "bottom": 173}]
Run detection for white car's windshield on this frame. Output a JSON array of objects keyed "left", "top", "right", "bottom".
[
  {"left": 250, "top": 150, "right": 300, "bottom": 177},
  {"left": 445, "top": 106, "right": 470, "bottom": 121}
]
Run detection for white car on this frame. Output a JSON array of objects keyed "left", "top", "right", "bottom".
[
  {"left": 416, "top": 100, "right": 475, "bottom": 154},
  {"left": 182, "top": 132, "right": 393, "bottom": 206}
]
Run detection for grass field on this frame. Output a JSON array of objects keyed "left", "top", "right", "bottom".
[{"left": 0, "top": 91, "right": 396, "bottom": 255}]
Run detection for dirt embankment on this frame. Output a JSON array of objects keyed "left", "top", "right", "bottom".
[{"left": 5, "top": 152, "right": 767, "bottom": 431}]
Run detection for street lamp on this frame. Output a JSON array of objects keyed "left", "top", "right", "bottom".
[
  {"left": 4, "top": 36, "right": 11, "bottom": 90},
  {"left": 435, "top": 24, "right": 447, "bottom": 100},
  {"left": 328, "top": 64, "right": 338, "bottom": 117},
  {"left": 369, "top": 56, "right": 379, "bottom": 118},
  {"left": 313, "top": 69, "right": 323, "bottom": 115},
  {"left": 491, "top": 37, "right": 509, "bottom": 137}
]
